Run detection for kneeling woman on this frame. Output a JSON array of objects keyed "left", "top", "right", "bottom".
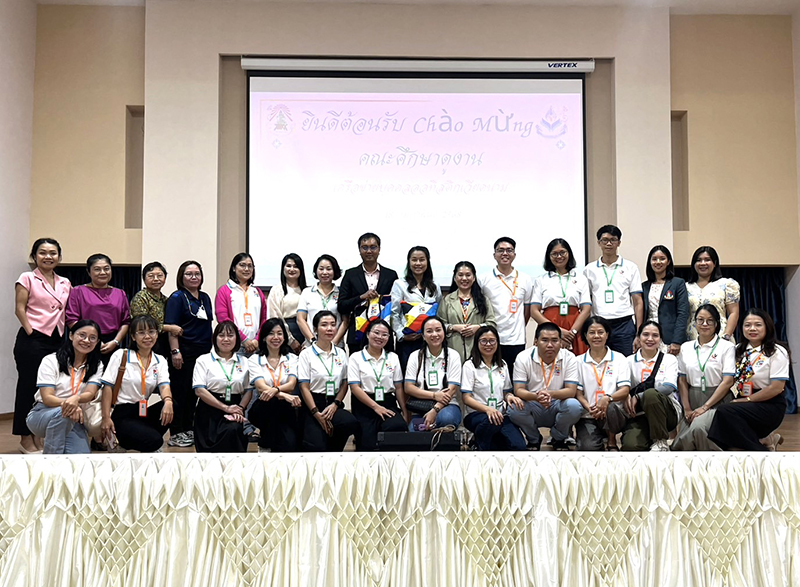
[
  {"left": 708, "top": 309, "right": 790, "bottom": 451},
  {"left": 192, "top": 321, "right": 253, "bottom": 452},
  {"left": 247, "top": 318, "right": 302, "bottom": 452},
  {"left": 26, "top": 320, "right": 104, "bottom": 454},
  {"left": 297, "top": 310, "right": 361, "bottom": 451},
  {"left": 348, "top": 319, "right": 409, "bottom": 451},
  {"left": 672, "top": 304, "right": 735, "bottom": 451},
  {"left": 404, "top": 316, "right": 462, "bottom": 430},
  {"left": 100, "top": 315, "right": 174, "bottom": 452},
  {"left": 461, "top": 325, "right": 526, "bottom": 450}
]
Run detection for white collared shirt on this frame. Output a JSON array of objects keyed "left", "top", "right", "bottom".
[
  {"left": 227, "top": 280, "right": 263, "bottom": 341},
  {"left": 297, "top": 343, "right": 348, "bottom": 394},
  {"left": 248, "top": 354, "right": 298, "bottom": 389},
  {"left": 348, "top": 349, "right": 403, "bottom": 395},
  {"left": 390, "top": 278, "right": 442, "bottom": 341},
  {"left": 576, "top": 348, "right": 631, "bottom": 409},
  {"left": 461, "top": 360, "right": 512, "bottom": 415},
  {"left": 363, "top": 264, "right": 381, "bottom": 290},
  {"left": 677, "top": 335, "right": 736, "bottom": 388},
  {"left": 297, "top": 284, "right": 341, "bottom": 329},
  {"left": 100, "top": 348, "right": 170, "bottom": 405},
  {"left": 35, "top": 353, "right": 104, "bottom": 402},
  {"left": 192, "top": 351, "right": 252, "bottom": 398},
  {"left": 405, "top": 347, "right": 462, "bottom": 405},
  {"left": 628, "top": 351, "right": 678, "bottom": 393},
  {"left": 531, "top": 270, "right": 592, "bottom": 309},
  {"left": 513, "top": 347, "right": 579, "bottom": 391},
  {"left": 479, "top": 268, "right": 534, "bottom": 345},
  {"left": 583, "top": 256, "right": 643, "bottom": 319},
  {"left": 739, "top": 344, "right": 790, "bottom": 390}
]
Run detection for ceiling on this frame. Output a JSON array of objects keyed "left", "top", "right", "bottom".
[{"left": 34, "top": 0, "right": 800, "bottom": 15}]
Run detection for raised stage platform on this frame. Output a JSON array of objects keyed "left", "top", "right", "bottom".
[{"left": 0, "top": 453, "right": 797, "bottom": 587}]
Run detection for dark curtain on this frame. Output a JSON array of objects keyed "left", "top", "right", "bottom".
[{"left": 675, "top": 266, "right": 797, "bottom": 413}]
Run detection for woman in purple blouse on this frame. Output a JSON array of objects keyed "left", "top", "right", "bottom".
[{"left": 65, "top": 254, "right": 131, "bottom": 366}]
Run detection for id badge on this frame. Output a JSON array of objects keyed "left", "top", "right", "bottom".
[
  {"left": 487, "top": 397, "right": 498, "bottom": 409},
  {"left": 604, "top": 290, "right": 614, "bottom": 304},
  {"left": 559, "top": 301, "right": 569, "bottom": 316},
  {"left": 701, "top": 376, "right": 707, "bottom": 393},
  {"left": 225, "top": 385, "right": 231, "bottom": 403},
  {"left": 375, "top": 386, "right": 385, "bottom": 402},
  {"left": 243, "top": 313, "right": 253, "bottom": 327},
  {"left": 508, "top": 298, "right": 519, "bottom": 314},
  {"left": 427, "top": 370, "right": 439, "bottom": 387},
  {"left": 641, "top": 368, "right": 652, "bottom": 380},
  {"left": 596, "top": 389, "right": 605, "bottom": 402},
  {"left": 196, "top": 305, "right": 208, "bottom": 320},
  {"left": 325, "top": 380, "right": 336, "bottom": 396},
  {"left": 741, "top": 382, "right": 753, "bottom": 397},
  {"left": 138, "top": 399, "right": 147, "bottom": 418}
]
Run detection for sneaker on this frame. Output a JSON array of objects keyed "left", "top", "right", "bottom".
[
  {"left": 551, "top": 439, "right": 570, "bottom": 451},
  {"left": 184, "top": 430, "right": 194, "bottom": 441},
  {"left": 649, "top": 439, "right": 670, "bottom": 452},
  {"left": 526, "top": 438, "right": 542, "bottom": 451},
  {"left": 167, "top": 432, "right": 193, "bottom": 448},
  {"left": 546, "top": 435, "right": 577, "bottom": 446},
  {"left": 154, "top": 447, "right": 164, "bottom": 453}
]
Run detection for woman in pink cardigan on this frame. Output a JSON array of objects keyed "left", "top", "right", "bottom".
[{"left": 215, "top": 253, "right": 267, "bottom": 357}]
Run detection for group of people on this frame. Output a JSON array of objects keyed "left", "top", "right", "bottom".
[{"left": 12, "top": 228, "right": 789, "bottom": 454}]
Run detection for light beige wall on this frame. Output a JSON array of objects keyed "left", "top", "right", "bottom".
[
  {"left": 671, "top": 15, "right": 799, "bottom": 266},
  {"left": 144, "top": 2, "right": 673, "bottom": 283},
  {"left": 30, "top": 5, "right": 145, "bottom": 265},
  {"left": 0, "top": 0, "right": 36, "bottom": 414}
]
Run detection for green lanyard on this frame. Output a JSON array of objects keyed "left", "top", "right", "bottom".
[
  {"left": 601, "top": 264, "right": 618, "bottom": 287},
  {"left": 487, "top": 366, "right": 497, "bottom": 399},
  {"left": 317, "top": 286, "right": 334, "bottom": 310},
  {"left": 695, "top": 338, "right": 720, "bottom": 393},
  {"left": 368, "top": 353, "right": 387, "bottom": 387},
  {"left": 217, "top": 358, "right": 235, "bottom": 402},
  {"left": 558, "top": 273, "right": 570, "bottom": 300},
  {"left": 314, "top": 347, "right": 335, "bottom": 378}
]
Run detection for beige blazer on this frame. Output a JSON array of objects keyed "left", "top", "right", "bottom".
[{"left": 436, "top": 291, "right": 496, "bottom": 363}]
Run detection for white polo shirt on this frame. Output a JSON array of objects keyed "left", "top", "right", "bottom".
[
  {"left": 297, "top": 285, "right": 341, "bottom": 328},
  {"left": 513, "top": 347, "right": 579, "bottom": 392},
  {"left": 479, "top": 268, "right": 534, "bottom": 346},
  {"left": 226, "top": 280, "right": 263, "bottom": 342},
  {"left": 583, "top": 256, "right": 642, "bottom": 319},
  {"left": 738, "top": 344, "right": 790, "bottom": 390},
  {"left": 347, "top": 350, "right": 403, "bottom": 396},
  {"left": 576, "top": 349, "right": 631, "bottom": 409},
  {"left": 405, "top": 347, "right": 462, "bottom": 406},
  {"left": 192, "top": 351, "right": 252, "bottom": 399},
  {"left": 461, "top": 360, "right": 512, "bottom": 415},
  {"left": 100, "top": 349, "right": 170, "bottom": 405},
  {"left": 531, "top": 270, "right": 592, "bottom": 310},
  {"left": 628, "top": 351, "right": 681, "bottom": 418},
  {"left": 677, "top": 335, "right": 736, "bottom": 388},
  {"left": 248, "top": 354, "right": 298, "bottom": 389},
  {"left": 35, "top": 353, "right": 104, "bottom": 402},
  {"left": 297, "top": 343, "right": 348, "bottom": 394}
]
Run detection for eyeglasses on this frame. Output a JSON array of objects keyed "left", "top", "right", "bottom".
[
  {"left": 478, "top": 339, "right": 498, "bottom": 346},
  {"left": 695, "top": 318, "right": 716, "bottom": 325},
  {"left": 75, "top": 332, "right": 99, "bottom": 343},
  {"left": 360, "top": 245, "right": 379, "bottom": 252},
  {"left": 134, "top": 329, "right": 158, "bottom": 338},
  {"left": 599, "top": 238, "right": 619, "bottom": 244},
  {"left": 183, "top": 272, "right": 201, "bottom": 278},
  {"left": 550, "top": 251, "right": 568, "bottom": 258},
  {"left": 237, "top": 263, "right": 254, "bottom": 269},
  {"left": 494, "top": 248, "right": 515, "bottom": 255},
  {"left": 145, "top": 272, "right": 165, "bottom": 280}
]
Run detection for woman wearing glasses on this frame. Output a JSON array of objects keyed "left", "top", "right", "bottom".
[
  {"left": 530, "top": 238, "right": 592, "bottom": 355},
  {"left": 672, "top": 304, "right": 736, "bottom": 450},
  {"left": 130, "top": 262, "right": 184, "bottom": 357},
  {"left": 164, "top": 260, "right": 214, "bottom": 448},
  {"left": 215, "top": 253, "right": 267, "bottom": 357}
]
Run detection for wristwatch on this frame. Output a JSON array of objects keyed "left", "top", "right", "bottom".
[
  {"left": 570, "top": 329, "right": 578, "bottom": 335},
  {"left": 333, "top": 399, "right": 345, "bottom": 409}
]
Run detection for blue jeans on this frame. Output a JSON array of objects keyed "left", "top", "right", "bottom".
[
  {"left": 26, "top": 402, "right": 90, "bottom": 454},
  {"left": 464, "top": 411, "right": 526, "bottom": 451},
  {"left": 507, "top": 398, "right": 582, "bottom": 444},
  {"left": 408, "top": 404, "right": 461, "bottom": 430}
]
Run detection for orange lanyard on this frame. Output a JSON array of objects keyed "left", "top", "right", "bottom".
[
  {"left": 136, "top": 352, "right": 151, "bottom": 399},
  {"left": 749, "top": 351, "right": 765, "bottom": 367},
  {"left": 496, "top": 271, "right": 518, "bottom": 297},
  {"left": 243, "top": 285, "right": 249, "bottom": 311},
  {"left": 592, "top": 360, "right": 609, "bottom": 392},
  {"left": 70, "top": 366, "right": 85, "bottom": 396},
  {"left": 539, "top": 359, "right": 556, "bottom": 390},
  {"left": 267, "top": 360, "right": 284, "bottom": 388}
]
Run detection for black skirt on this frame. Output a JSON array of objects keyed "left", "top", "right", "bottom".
[{"left": 194, "top": 393, "right": 248, "bottom": 453}]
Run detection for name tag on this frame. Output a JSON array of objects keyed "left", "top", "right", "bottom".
[
  {"left": 138, "top": 399, "right": 147, "bottom": 418},
  {"left": 487, "top": 397, "right": 498, "bottom": 409},
  {"left": 243, "top": 313, "right": 254, "bottom": 327},
  {"left": 741, "top": 382, "right": 753, "bottom": 397},
  {"left": 325, "top": 380, "right": 336, "bottom": 396},
  {"left": 508, "top": 298, "right": 519, "bottom": 314},
  {"left": 559, "top": 301, "right": 569, "bottom": 316},
  {"left": 375, "top": 386, "right": 385, "bottom": 402},
  {"left": 427, "top": 371, "right": 439, "bottom": 387},
  {"left": 641, "top": 368, "right": 652, "bottom": 380},
  {"left": 604, "top": 290, "right": 614, "bottom": 304},
  {"left": 196, "top": 306, "right": 209, "bottom": 320},
  {"left": 225, "top": 385, "right": 231, "bottom": 403},
  {"left": 596, "top": 389, "right": 605, "bottom": 402}
]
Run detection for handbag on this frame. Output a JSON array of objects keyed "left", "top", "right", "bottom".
[
  {"left": 405, "top": 398, "right": 437, "bottom": 415},
  {"left": 605, "top": 352, "right": 664, "bottom": 435}
]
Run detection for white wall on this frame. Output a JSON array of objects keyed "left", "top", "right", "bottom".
[
  {"left": 786, "top": 11, "right": 800, "bottom": 373},
  {"left": 0, "top": 0, "right": 36, "bottom": 414},
  {"left": 143, "top": 2, "right": 673, "bottom": 282}
]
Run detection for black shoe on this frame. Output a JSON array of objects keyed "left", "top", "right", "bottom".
[
  {"left": 551, "top": 439, "right": 570, "bottom": 451},
  {"left": 91, "top": 439, "right": 107, "bottom": 452},
  {"left": 526, "top": 439, "right": 542, "bottom": 451}
]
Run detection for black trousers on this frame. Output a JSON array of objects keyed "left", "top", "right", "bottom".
[
  {"left": 111, "top": 401, "right": 169, "bottom": 452},
  {"left": 351, "top": 394, "right": 407, "bottom": 451},
  {"left": 302, "top": 394, "right": 361, "bottom": 452},
  {"left": 606, "top": 316, "right": 636, "bottom": 357},
  {"left": 500, "top": 344, "right": 525, "bottom": 377},
  {"left": 13, "top": 328, "right": 62, "bottom": 436},
  {"left": 708, "top": 393, "right": 786, "bottom": 451},
  {"left": 248, "top": 396, "right": 303, "bottom": 451},
  {"left": 167, "top": 342, "right": 208, "bottom": 435}
]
